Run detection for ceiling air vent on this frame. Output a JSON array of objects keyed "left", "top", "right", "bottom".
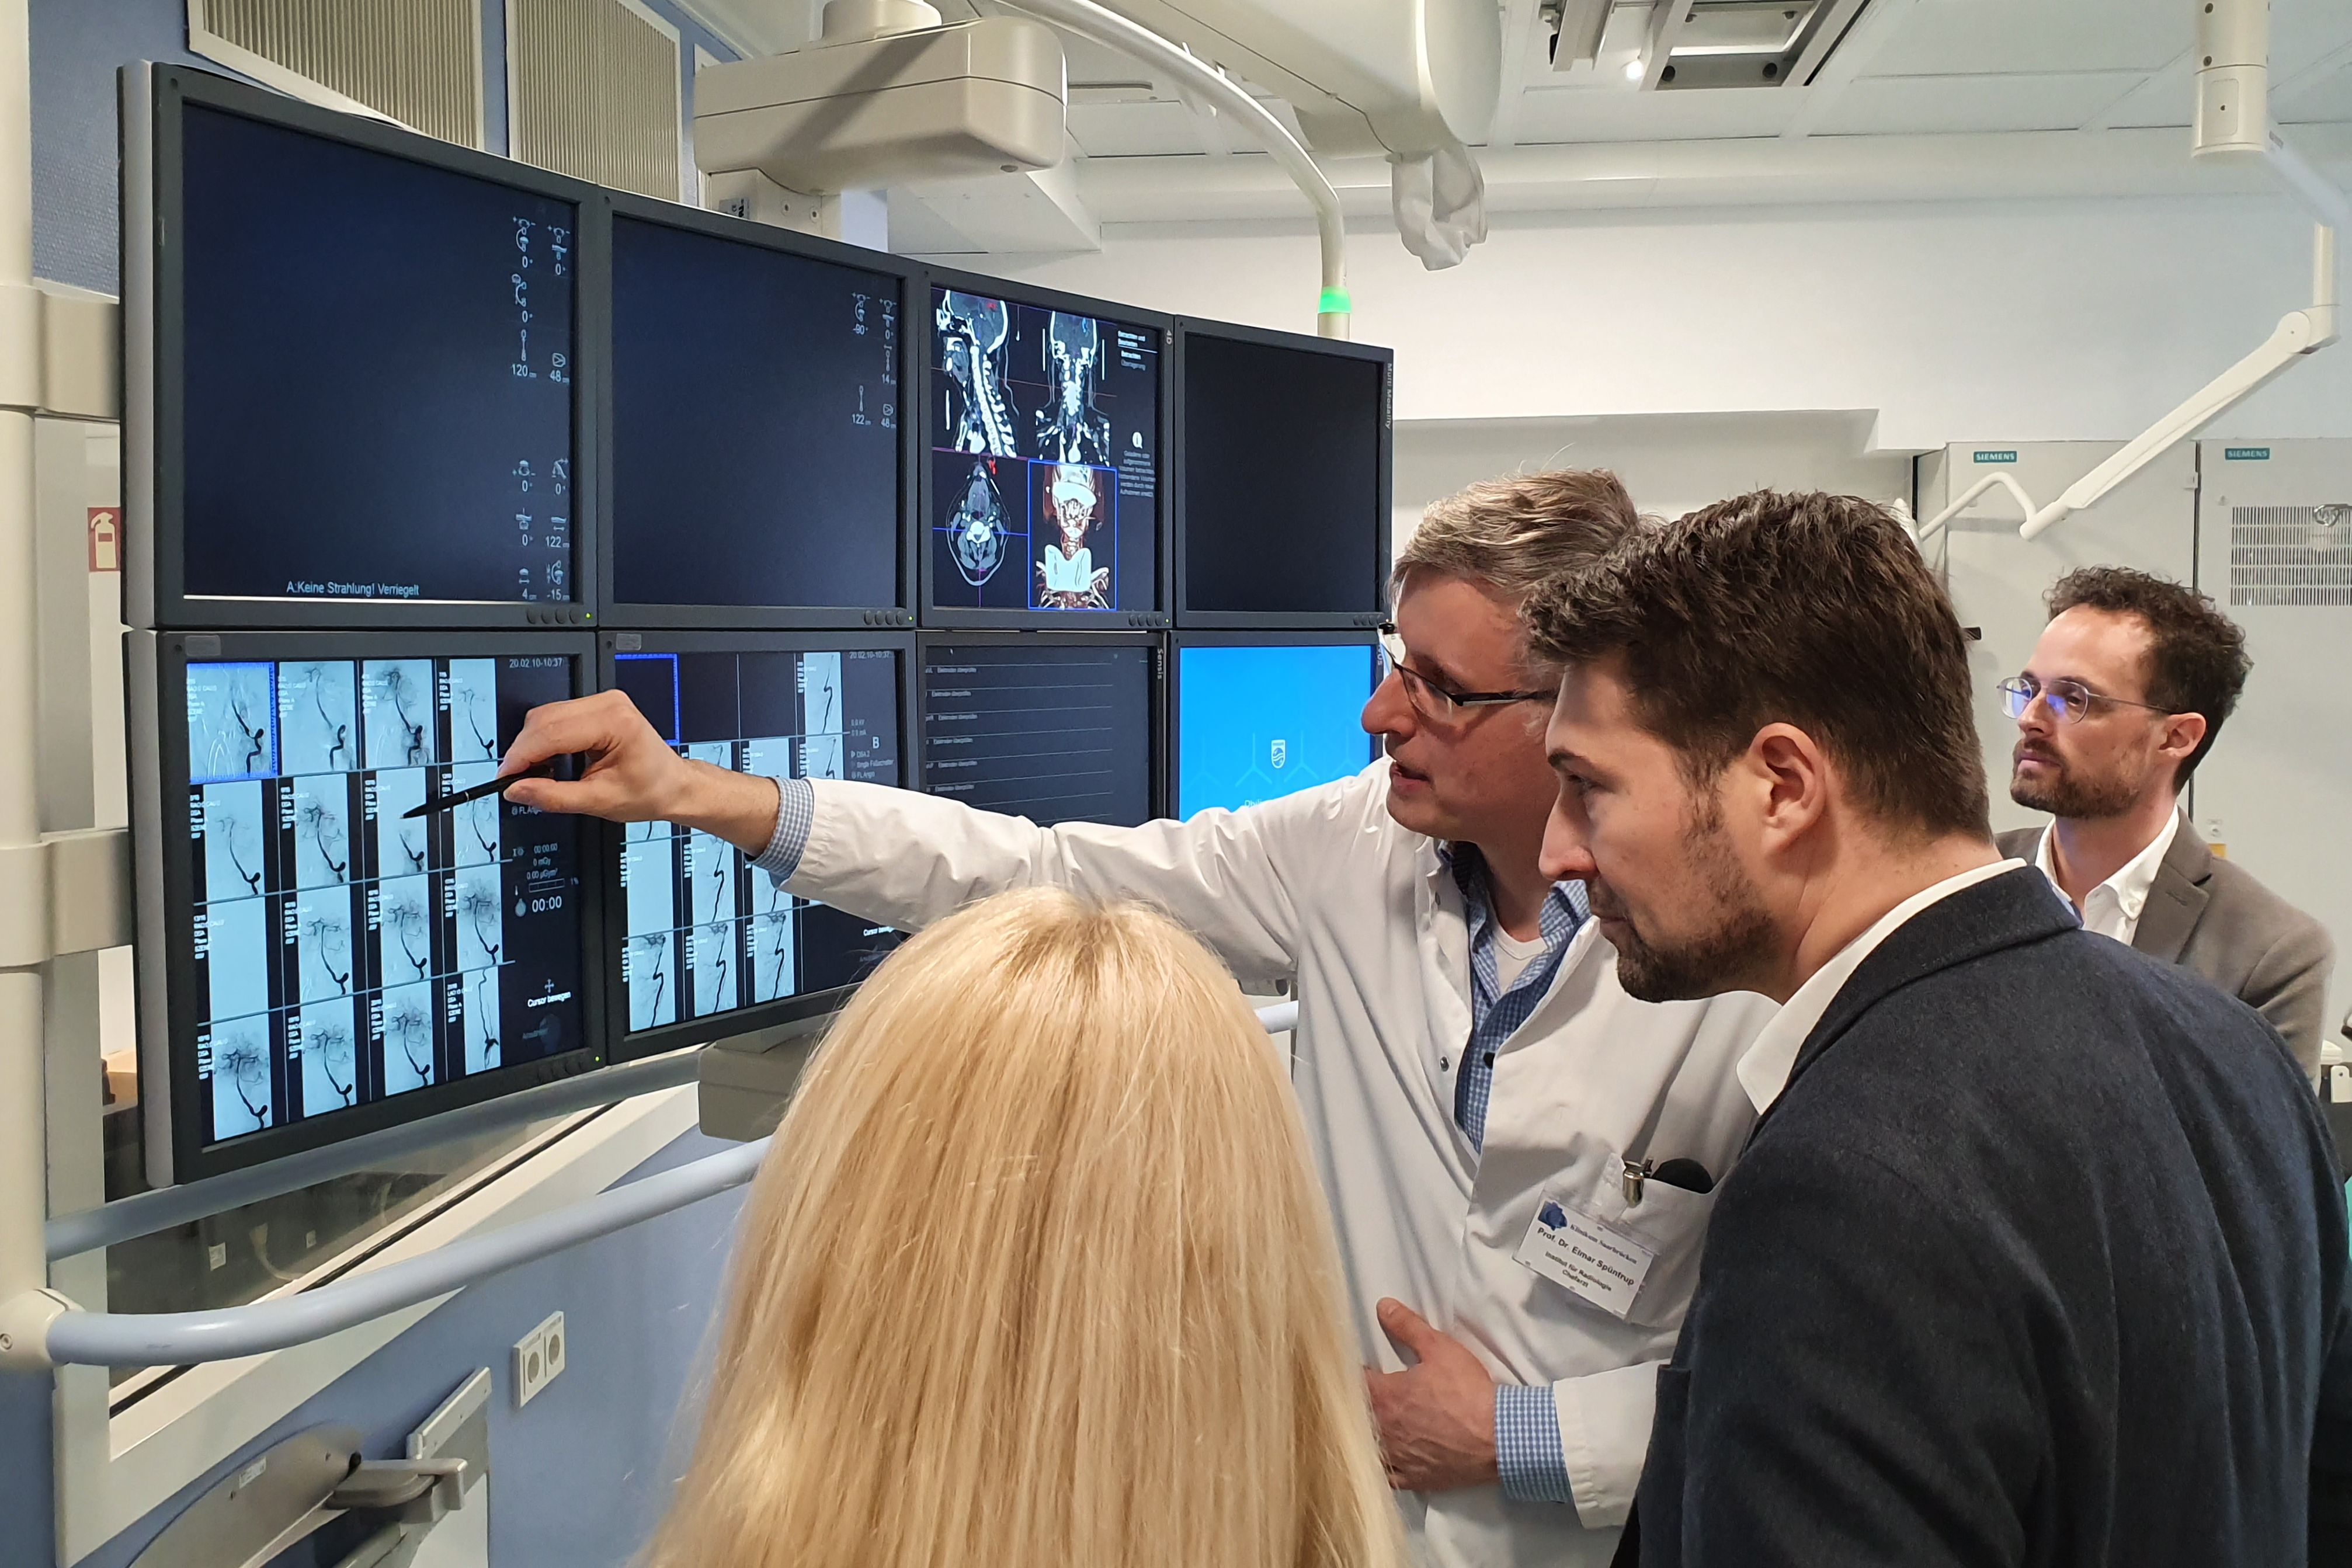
[
  {"left": 506, "top": 0, "right": 683, "bottom": 201},
  {"left": 1548, "top": 0, "right": 1874, "bottom": 91},
  {"left": 188, "top": 0, "right": 485, "bottom": 147}
]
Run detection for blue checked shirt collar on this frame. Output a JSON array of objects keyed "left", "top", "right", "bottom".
[{"left": 1441, "top": 844, "right": 1589, "bottom": 1151}]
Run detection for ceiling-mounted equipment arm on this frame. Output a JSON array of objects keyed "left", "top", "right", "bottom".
[
  {"left": 997, "top": 0, "right": 1351, "bottom": 338},
  {"left": 1915, "top": 469, "right": 2044, "bottom": 545},
  {"left": 2020, "top": 0, "right": 2343, "bottom": 541}
]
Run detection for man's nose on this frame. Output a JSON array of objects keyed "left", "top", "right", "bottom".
[
  {"left": 1363, "top": 672, "right": 1415, "bottom": 740},
  {"left": 1540, "top": 798, "right": 1596, "bottom": 884}
]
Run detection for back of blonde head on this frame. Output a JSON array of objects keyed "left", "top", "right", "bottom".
[{"left": 644, "top": 888, "right": 1404, "bottom": 1568}]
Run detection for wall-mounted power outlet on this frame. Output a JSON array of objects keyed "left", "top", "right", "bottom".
[{"left": 512, "top": 1310, "right": 567, "bottom": 1409}]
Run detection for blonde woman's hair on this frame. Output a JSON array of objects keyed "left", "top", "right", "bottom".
[{"left": 644, "top": 887, "right": 1405, "bottom": 1568}]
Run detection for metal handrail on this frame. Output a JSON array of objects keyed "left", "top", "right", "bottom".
[
  {"left": 46, "top": 1047, "right": 706, "bottom": 1261},
  {"left": 16, "top": 1002, "right": 1298, "bottom": 1369}
]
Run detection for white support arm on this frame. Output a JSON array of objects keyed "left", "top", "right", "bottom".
[
  {"left": 996, "top": 0, "right": 1352, "bottom": 338},
  {"left": 2021, "top": 223, "right": 2337, "bottom": 541},
  {"left": 1915, "top": 470, "right": 2043, "bottom": 545}
]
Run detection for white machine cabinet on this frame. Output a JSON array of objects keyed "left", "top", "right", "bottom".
[
  {"left": 1925, "top": 441, "right": 2198, "bottom": 839},
  {"left": 2191, "top": 439, "right": 2352, "bottom": 1045}
]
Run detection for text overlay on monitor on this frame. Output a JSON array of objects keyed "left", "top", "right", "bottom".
[
  {"left": 608, "top": 208, "right": 909, "bottom": 621},
  {"left": 919, "top": 636, "right": 1159, "bottom": 828},
  {"left": 165, "top": 91, "right": 584, "bottom": 617}
]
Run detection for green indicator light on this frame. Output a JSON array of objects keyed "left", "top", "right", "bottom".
[{"left": 1318, "top": 287, "right": 1353, "bottom": 315}]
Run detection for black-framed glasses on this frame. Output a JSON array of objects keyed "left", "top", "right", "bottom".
[
  {"left": 1376, "top": 622, "right": 1556, "bottom": 723},
  {"left": 1998, "top": 674, "right": 2175, "bottom": 725}
]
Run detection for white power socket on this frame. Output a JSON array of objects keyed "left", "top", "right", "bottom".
[{"left": 512, "top": 1310, "right": 567, "bottom": 1409}]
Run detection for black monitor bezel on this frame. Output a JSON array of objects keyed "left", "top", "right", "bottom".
[
  {"left": 128, "top": 629, "right": 609, "bottom": 1188},
  {"left": 914, "top": 263, "right": 1175, "bottom": 632},
  {"left": 123, "top": 63, "right": 606, "bottom": 632},
  {"left": 1164, "top": 628, "right": 1382, "bottom": 818},
  {"left": 596, "top": 628, "right": 920, "bottom": 1061},
  {"left": 594, "top": 193, "right": 920, "bottom": 630},
  {"left": 913, "top": 629, "right": 1169, "bottom": 822},
  {"left": 1171, "top": 318, "right": 1395, "bottom": 630}
]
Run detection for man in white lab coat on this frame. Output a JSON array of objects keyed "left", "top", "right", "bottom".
[{"left": 505, "top": 470, "right": 1774, "bottom": 1568}]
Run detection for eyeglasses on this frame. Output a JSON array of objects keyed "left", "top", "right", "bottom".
[
  {"left": 1375, "top": 622, "right": 1556, "bottom": 724},
  {"left": 1998, "top": 675, "right": 2176, "bottom": 725}
]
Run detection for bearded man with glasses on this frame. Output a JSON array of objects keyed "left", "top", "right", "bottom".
[{"left": 1996, "top": 565, "right": 2334, "bottom": 1077}]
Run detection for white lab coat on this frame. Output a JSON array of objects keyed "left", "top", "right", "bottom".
[{"left": 783, "top": 763, "right": 1776, "bottom": 1568}]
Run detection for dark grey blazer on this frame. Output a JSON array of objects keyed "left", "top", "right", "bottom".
[
  {"left": 1623, "top": 867, "right": 2352, "bottom": 1568},
  {"left": 1999, "top": 822, "right": 2337, "bottom": 1078}
]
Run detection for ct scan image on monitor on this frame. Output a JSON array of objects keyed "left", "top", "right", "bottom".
[
  {"left": 605, "top": 204, "right": 912, "bottom": 623},
  {"left": 124, "top": 66, "right": 593, "bottom": 628},
  {"left": 603, "top": 633, "right": 913, "bottom": 1054},
  {"left": 1171, "top": 632, "right": 1381, "bottom": 819},
  {"left": 917, "top": 634, "right": 1161, "bottom": 827},
  {"left": 130, "top": 631, "right": 602, "bottom": 1185},
  {"left": 924, "top": 276, "right": 1165, "bottom": 624},
  {"left": 1176, "top": 322, "right": 1392, "bottom": 627}
]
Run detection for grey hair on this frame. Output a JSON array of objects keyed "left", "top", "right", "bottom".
[{"left": 1391, "top": 468, "right": 1644, "bottom": 614}]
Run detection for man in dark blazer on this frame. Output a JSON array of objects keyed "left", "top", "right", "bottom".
[
  {"left": 1995, "top": 565, "right": 2334, "bottom": 1077},
  {"left": 1526, "top": 491, "right": 2351, "bottom": 1568}
]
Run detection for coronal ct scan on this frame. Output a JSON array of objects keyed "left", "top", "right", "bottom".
[{"left": 927, "top": 287, "right": 1159, "bottom": 615}]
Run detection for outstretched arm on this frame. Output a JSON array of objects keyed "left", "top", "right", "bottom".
[{"left": 499, "top": 691, "right": 780, "bottom": 853}]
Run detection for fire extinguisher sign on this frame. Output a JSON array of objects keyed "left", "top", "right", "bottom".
[{"left": 88, "top": 507, "right": 120, "bottom": 572}]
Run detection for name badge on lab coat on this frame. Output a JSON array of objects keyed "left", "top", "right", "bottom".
[{"left": 1515, "top": 1196, "right": 1657, "bottom": 1319}]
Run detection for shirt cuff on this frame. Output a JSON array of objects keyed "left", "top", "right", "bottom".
[
  {"left": 750, "top": 776, "right": 817, "bottom": 881},
  {"left": 1495, "top": 1383, "right": 1576, "bottom": 1506}
]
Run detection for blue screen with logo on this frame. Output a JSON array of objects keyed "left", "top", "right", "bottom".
[{"left": 1175, "top": 643, "right": 1378, "bottom": 818}]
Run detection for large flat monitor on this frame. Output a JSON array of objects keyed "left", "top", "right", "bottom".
[
  {"left": 602, "top": 200, "right": 915, "bottom": 627},
  {"left": 1169, "top": 632, "right": 1381, "bottom": 818},
  {"left": 919, "top": 269, "right": 1170, "bottom": 630},
  {"left": 123, "top": 65, "right": 597, "bottom": 630},
  {"left": 1176, "top": 322, "right": 1392, "bottom": 628},
  {"left": 916, "top": 634, "right": 1162, "bottom": 826},
  {"left": 603, "top": 632, "right": 914, "bottom": 1056},
  {"left": 128, "top": 632, "right": 605, "bottom": 1186}
]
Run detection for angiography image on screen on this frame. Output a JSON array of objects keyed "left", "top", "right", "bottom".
[
  {"left": 176, "top": 105, "right": 575, "bottom": 607},
  {"left": 611, "top": 648, "right": 904, "bottom": 1035},
  {"left": 920, "top": 642, "right": 1154, "bottom": 828},
  {"left": 1175, "top": 642, "right": 1380, "bottom": 819},
  {"left": 180, "top": 654, "right": 587, "bottom": 1148},
  {"left": 929, "top": 287, "right": 1158, "bottom": 614}
]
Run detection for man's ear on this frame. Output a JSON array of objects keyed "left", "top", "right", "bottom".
[
  {"left": 2158, "top": 710, "right": 2208, "bottom": 767},
  {"left": 1745, "top": 724, "right": 1830, "bottom": 850}
]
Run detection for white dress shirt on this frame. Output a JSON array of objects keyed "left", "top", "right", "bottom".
[
  {"left": 1736, "top": 859, "right": 2026, "bottom": 1115},
  {"left": 2031, "top": 811, "right": 2181, "bottom": 945}
]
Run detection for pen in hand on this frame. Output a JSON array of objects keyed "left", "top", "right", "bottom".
[{"left": 400, "top": 761, "right": 562, "bottom": 820}]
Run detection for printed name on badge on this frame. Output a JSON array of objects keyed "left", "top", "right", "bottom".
[{"left": 1515, "top": 1195, "right": 1658, "bottom": 1319}]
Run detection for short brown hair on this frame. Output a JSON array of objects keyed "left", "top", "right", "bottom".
[
  {"left": 1392, "top": 469, "right": 1641, "bottom": 618},
  {"left": 1526, "top": 490, "right": 1990, "bottom": 842},
  {"left": 2044, "top": 566, "right": 2250, "bottom": 787}
]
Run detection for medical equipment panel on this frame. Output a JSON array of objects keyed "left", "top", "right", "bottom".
[
  {"left": 916, "top": 634, "right": 1164, "bottom": 826},
  {"left": 128, "top": 632, "right": 606, "bottom": 1186},
  {"left": 600, "top": 200, "right": 917, "bottom": 626},
  {"left": 918, "top": 267, "right": 1172, "bottom": 630},
  {"left": 600, "top": 632, "right": 917, "bottom": 1057},
  {"left": 1169, "top": 631, "right": 1381, "bottom": 818},
  {"left": 123, "top": 65, "right": 600, "bottom": 630},
  {"left": 1175, "top": 321, "right": 1392, "bottom": 628}
]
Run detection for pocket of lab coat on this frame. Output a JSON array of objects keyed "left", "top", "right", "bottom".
[{"left": 1569, "top": 1153, "right": 1718, "bottom": 1330}]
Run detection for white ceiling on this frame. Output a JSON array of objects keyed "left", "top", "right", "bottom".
[{"left": 679, "top": 0, "right": 2352, "bottom": 253}]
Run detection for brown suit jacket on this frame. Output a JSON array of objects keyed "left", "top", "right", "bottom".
[{"left": 1998, "top": 823, "right": 2337, "bottom": 1079}]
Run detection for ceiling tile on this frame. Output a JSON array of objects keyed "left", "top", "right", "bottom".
[
  {"left": 1066, "top": 100, "right": 1215, "bottom": 159},
  {"left": 1502, "top": 84, "right": 1799, "bottom": 145},
  {"left": 1862, "top": 0, "right": 2190, "bottom": 78}
]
